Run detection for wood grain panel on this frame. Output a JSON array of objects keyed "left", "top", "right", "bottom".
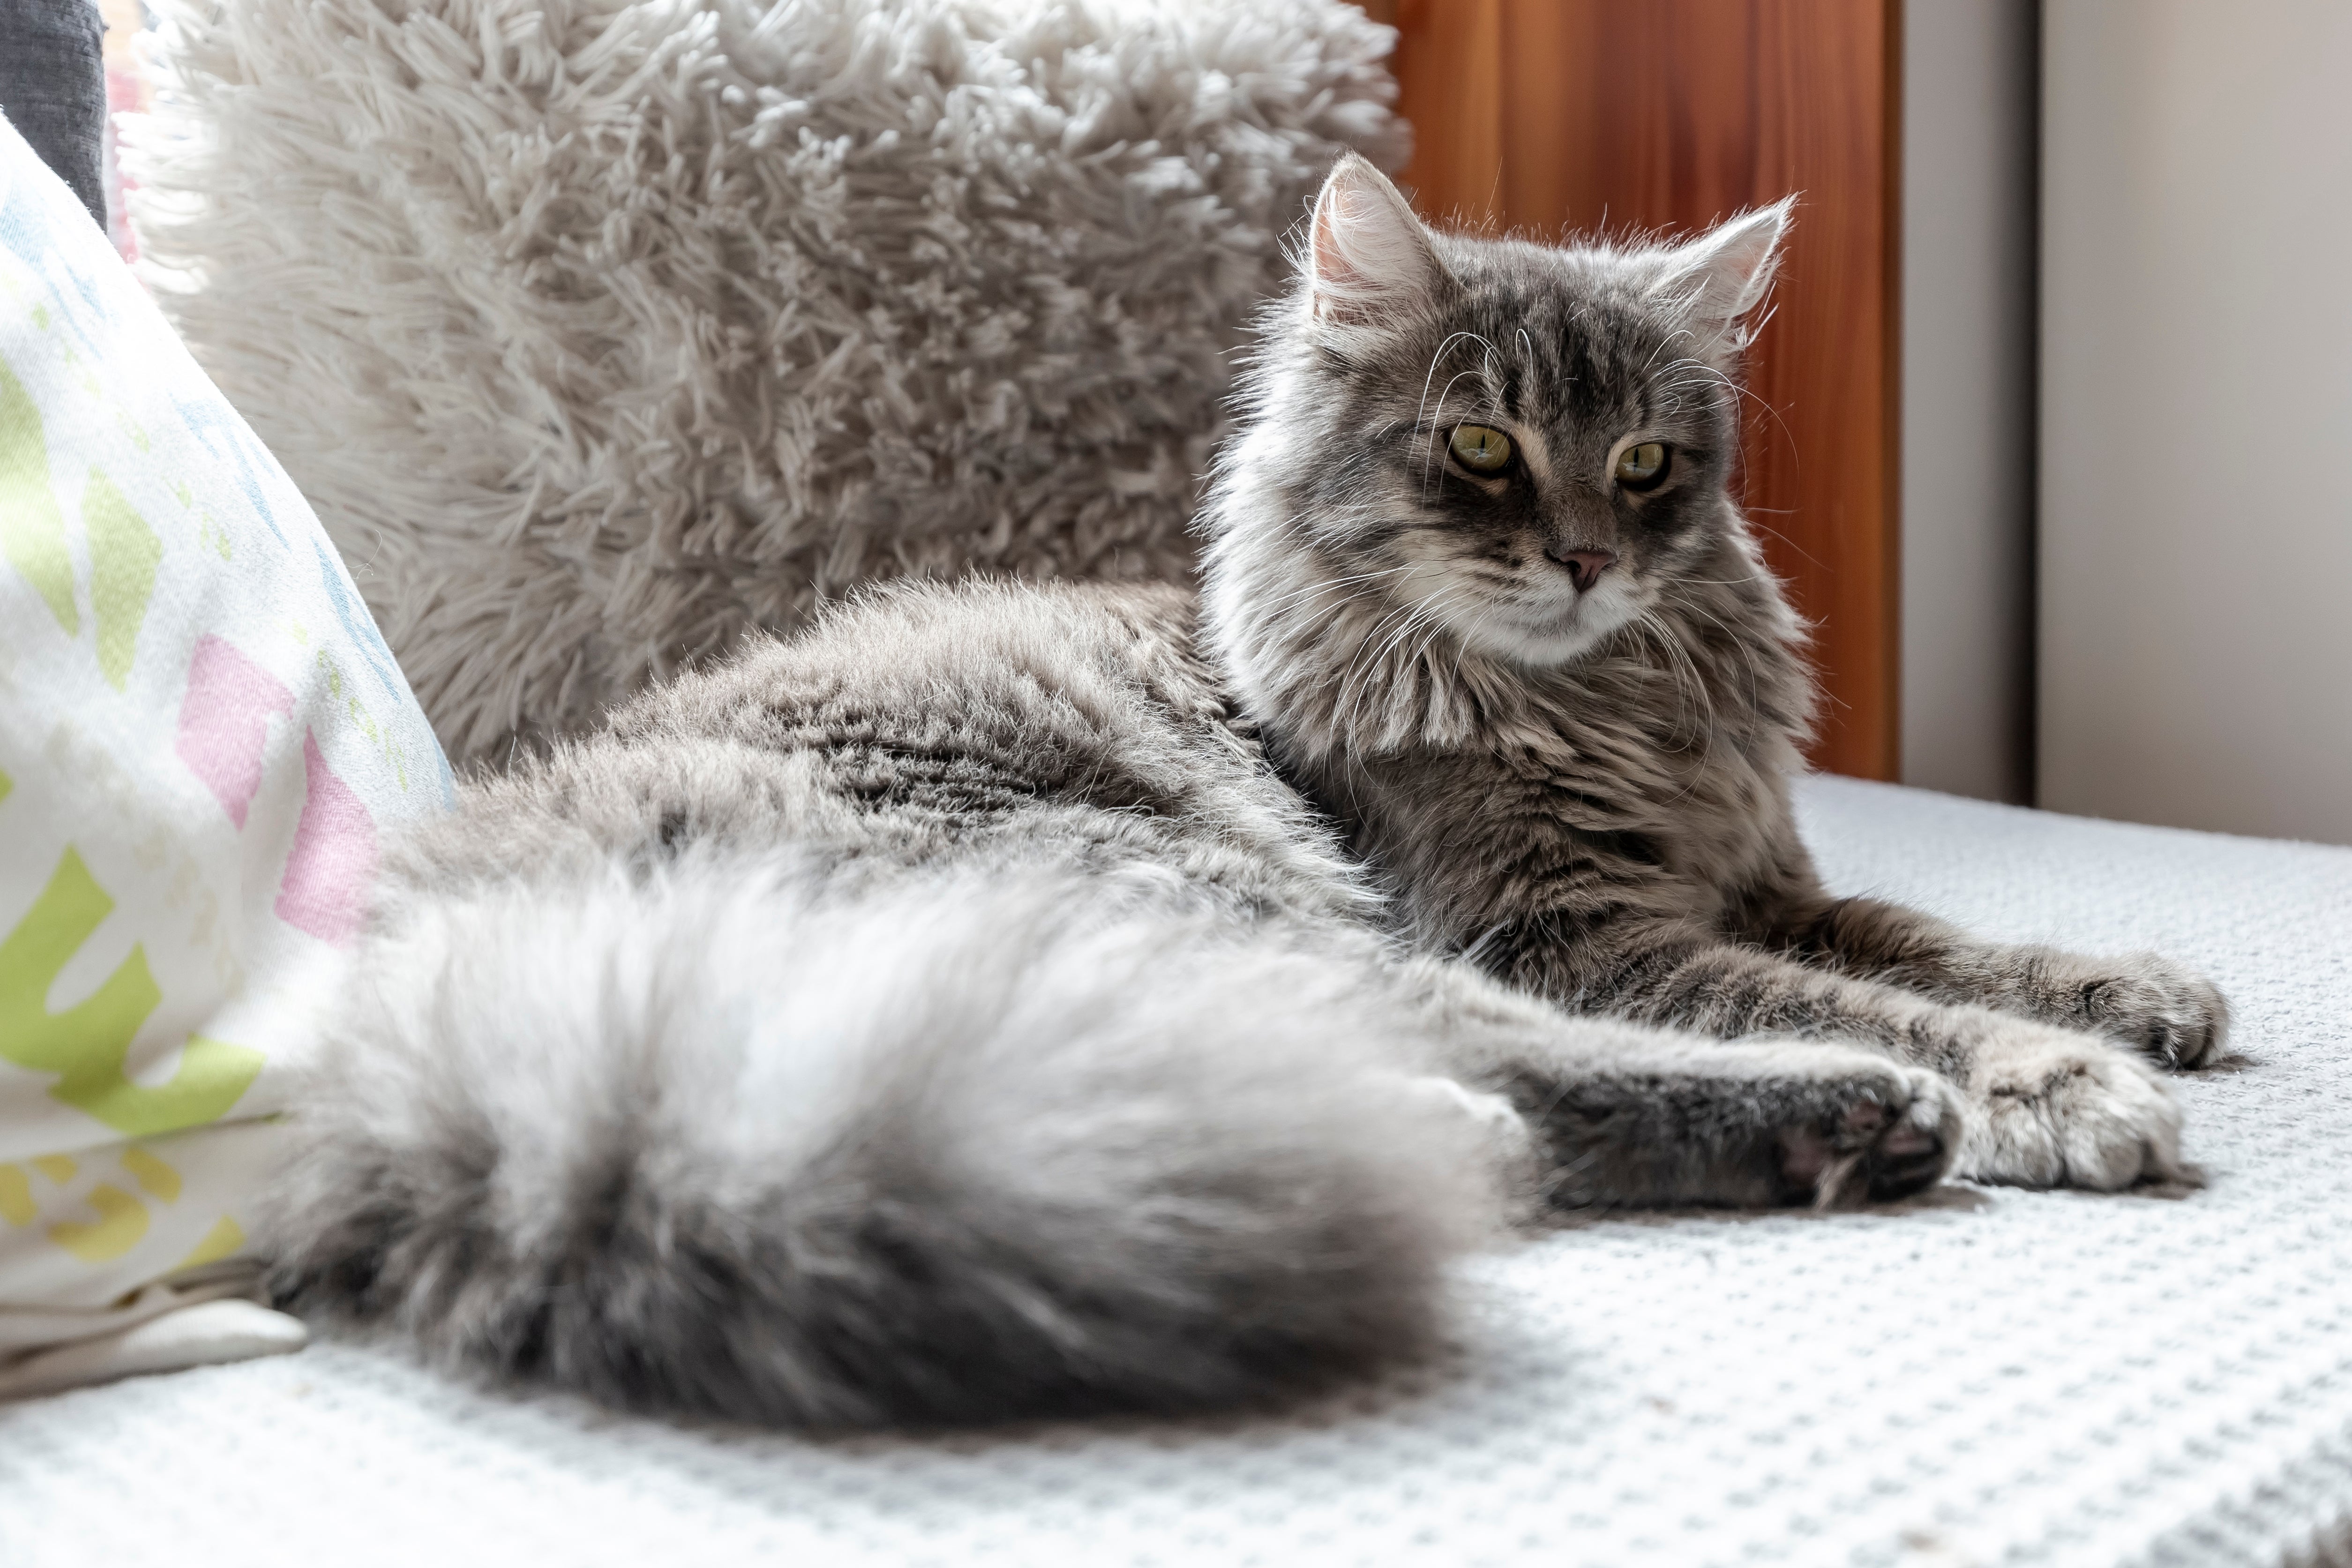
[{"left": 1380, "top": 0, "right": 1902, "bottom": 780}]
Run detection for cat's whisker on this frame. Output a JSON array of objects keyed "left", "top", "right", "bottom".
[
  {"left": 1664, "top": 590, "right": 1770, "bottom": 716},
  {"left": 1342, "top": 585, "right": 1470, "bottom": 738},
  {"left": 1622, "top": 609, "right": 1711, "bottom": 748},
  {"left": 1654, "top": 356, "right": 1798, "bottom": 461},
  {"left": 1411, "top": 330, "right": 1495, "bottom": 461},
  {"left": 1336, "top": 593, "right": 1431, "bottom": 701},
  {"left": 1638, "top": 323, "right": 1701, "bottom": 377},
  {"left": 1252, "top": 563, "right": 1418, "bottom": 619},
  {"left": 1364, "top": 592, "right": 1454, "bottom": 680},
  {"left": 1627, "top": 613, "right": 1718, "bottom": 797},
  {"left": 1419, "top": 368, "right": 1489, "bottom": 501},
  {"left": 1406, "top": 598, "right": 1461, "bottom": 678}
]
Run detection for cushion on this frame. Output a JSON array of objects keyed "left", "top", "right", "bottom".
[
  {"left": 0, "top": 116, "right": 449, "bottom": 1384},
  {"left": 122, "top": 0, "right": 1408, "bottom": 761},
  {"left": 0, "top": 0, "right": 110, "bottom": 228},
  {"left": 3, "top": 778, "right": 2345, "bottom": 1563}
]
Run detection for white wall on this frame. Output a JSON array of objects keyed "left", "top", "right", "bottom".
[
  {"left": 1901, "top": 0, "right": 2039, "bottom": 804},
  {"left": 2041, "top": 0, "right": 2352, "bottom": 844}
]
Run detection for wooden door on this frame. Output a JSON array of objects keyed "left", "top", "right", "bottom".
[{"left": 1368, "top": 0, "right": 1901, "bottom": 780}]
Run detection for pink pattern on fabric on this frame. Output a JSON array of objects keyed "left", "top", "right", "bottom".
[
  {"left": 174, "top": 634, "right": 294, "bottom": 829},
  {"left": 274, "top": 731, "right": 377, "bottom": 945}
]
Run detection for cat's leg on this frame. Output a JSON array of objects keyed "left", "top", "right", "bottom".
[
  {"left": 1750, "top": 894, "right": 2229, "bottom": 1070},
  {"left": 1396, "top": 959, "right": 1963, "bottom": 1210},
  {"left": 1483, "top": 916, "right": 2186, "bottom": 1190}
]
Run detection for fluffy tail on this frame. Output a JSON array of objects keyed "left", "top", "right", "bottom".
[{"left": 260, "top": 857, "right": 1497, "bottom": 1427}]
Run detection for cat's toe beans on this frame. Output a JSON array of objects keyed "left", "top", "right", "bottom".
[
  {"left": 1838, "top": 1099, "right": 1888, "bottom": 1138},
  {"left": 1779, "top": 1125, "right": 1831, "bottom": 1188},
  {"left": 1879, "top": 1118, "right": 1938, "bottom": 1160},
  {"left": 1862, "top": 1073, "right": 1963, "bottom": 1202},
  {"left": 1794, "top": 1067, "right": 1959, "bottom": 1208}
]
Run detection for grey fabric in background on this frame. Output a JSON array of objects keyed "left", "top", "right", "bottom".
[{"left": 0, "top": 0, "right": 106, "bottom": 227}]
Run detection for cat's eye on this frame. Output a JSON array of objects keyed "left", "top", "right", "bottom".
[
  {"left": 1448, "top": 424, "right": 1513, "bottom": 474},
  {"left": 1614, "top": 441, "right": 1670, "bottom": 490}
]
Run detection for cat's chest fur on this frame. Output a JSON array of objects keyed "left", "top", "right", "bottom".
[{"left": 1258, "top": 589, "right": 1815, "bottom": 948}]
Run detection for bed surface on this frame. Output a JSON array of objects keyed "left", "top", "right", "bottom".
[{"left": 7, "top": 777, "right": 2349, "bottom": 1568}]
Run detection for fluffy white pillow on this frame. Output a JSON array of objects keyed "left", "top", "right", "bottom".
[
  {"left": 125, "top": 0, "right": 1407, "bottom": 760},
  {"left": 0, "top": 119, "right": 449, "bottom": 1388}
]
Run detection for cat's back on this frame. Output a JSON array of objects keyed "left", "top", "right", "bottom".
[
  {"left": 392, "top": 580, "right": 1365, "bottom": 923},
  {"left": 621, "top": 578, "right": 1216, "bottom": 773}
]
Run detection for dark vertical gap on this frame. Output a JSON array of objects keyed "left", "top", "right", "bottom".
[
  {"left": 2017, "top": 0, "right": 2044, "bottom": 806},
  {"left": 1884, "top": 0, "right": 1905, "bottom": 784}
]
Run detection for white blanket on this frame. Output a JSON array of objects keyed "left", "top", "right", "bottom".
[{"left": 4, "top": 777, "right": 2346, "bottom": 1568}]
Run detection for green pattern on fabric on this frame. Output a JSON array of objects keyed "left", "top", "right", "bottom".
[
  {"left": 0, "top": 357, "right": 76, "bottom": 633},
  {"left": 0, "top": 849, "right": 264, "bottom": 1137},
  {"left": 63, "top": 1032, "right": 267, "bottom": 1139},
  {"left": 84, "top": 469, "right": 160, "bottom": 689}
]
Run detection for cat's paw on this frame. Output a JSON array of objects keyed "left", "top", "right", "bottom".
[
  {"left": 1956, "top": 1021, "right": 2186, "bottom": 1189},
  {"left": 1776, "top": 1057, "right": 1963, "bottom": 1208},
  {"left": 2056, "top": 954, "right": 2230, "bottom": 1069}
]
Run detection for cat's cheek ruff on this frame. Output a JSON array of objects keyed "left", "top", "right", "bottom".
[{"left": 1640, "top": 502, "right": 1749, "bottom": 596}]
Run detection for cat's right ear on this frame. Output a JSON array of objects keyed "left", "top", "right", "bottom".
[
  {"left": 1651, "top": 197, "right": 1793, "bottom": 348},
  {"left": 1307, "top": 154, "right": 1443, "bottom": 328}
]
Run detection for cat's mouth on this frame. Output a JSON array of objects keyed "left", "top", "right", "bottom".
[
  {"left": 1416, "top": 579, "right": 1639, "bottom": 669},
  {"left": 1386, "top": 550, "right": 1643, "bottom": 669}
]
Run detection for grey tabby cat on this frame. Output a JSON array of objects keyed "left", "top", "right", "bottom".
[{"left": 262, "top": 155, "right": 2226, "bottom": 1430}]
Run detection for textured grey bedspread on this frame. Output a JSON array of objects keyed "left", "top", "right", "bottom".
[{"left": 6, "top": 777, "right": 2348, "bottom": 1568}]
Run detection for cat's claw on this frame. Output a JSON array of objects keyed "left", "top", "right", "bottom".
[
  {"left": 1955, "top": 1021, "right": 2188, "bottom": 1189},
  {"left": 1779, "top": 1064, "right": 1962, "bottom": 1208},
  {"left": 2061, "top": 955, "right": 2231, "bottom": 1070}
]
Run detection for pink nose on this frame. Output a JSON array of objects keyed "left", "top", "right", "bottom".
[{"left": 1547, "top": 548, "right": 1617, "bottom": 594}]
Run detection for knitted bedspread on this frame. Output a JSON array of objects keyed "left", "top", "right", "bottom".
[{"left": 7, "top": 777, "right": 2348, "bottom": 1568}]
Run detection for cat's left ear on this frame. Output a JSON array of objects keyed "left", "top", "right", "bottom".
[
  {"left": 1307, "top": 153, "right": 1446, "bottom": 329},
  {"left": 1654, "top": 196, "right": 1794, "bottom": 345}
]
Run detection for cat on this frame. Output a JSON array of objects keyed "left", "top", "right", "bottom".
[
  {"left": 258, "top": 154, "right": 2225, "bottom": 1431},
  {"left": 1202, "top": 155, "right": 2228, "bottom": 1185}
]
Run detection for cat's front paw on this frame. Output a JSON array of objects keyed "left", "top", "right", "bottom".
[
  {"left": 1777, "top": 1058, "right": 1964, "bottom": 1209},
  {"left": 2060, "top": 955, "right": 2230, "bottom": 1069},
  {"left": 1956, "top": 1021, "right": 2186, "bottom": 1189}
]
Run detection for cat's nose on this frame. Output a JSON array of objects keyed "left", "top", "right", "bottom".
[{"left": 1546, "top": 547, "right": 1617, "bottom": 594}]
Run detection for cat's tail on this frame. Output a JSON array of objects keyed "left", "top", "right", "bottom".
[{"left": 257, "top": 855, "right": 1501, "bottom": 1428}]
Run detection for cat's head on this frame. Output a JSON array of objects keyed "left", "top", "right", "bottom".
[{"left": 1203, "top": 154, "right": 1790, "bottom": 743}]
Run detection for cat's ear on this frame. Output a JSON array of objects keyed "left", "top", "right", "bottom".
[
  {"left": 1307, "top": 154, "right": 1444, "bottom": 328},
  {"left": 1654, "top": 196, "right": 1794, "bottom": 344}
]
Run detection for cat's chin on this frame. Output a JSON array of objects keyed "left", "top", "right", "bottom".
[{"left": 1450, "top": 596, "right": 1638, "bottom": 671}]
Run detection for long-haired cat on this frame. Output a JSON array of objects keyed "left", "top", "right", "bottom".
[{"left": 261, "top": 155, "right": 2224, "bottom": 1429}]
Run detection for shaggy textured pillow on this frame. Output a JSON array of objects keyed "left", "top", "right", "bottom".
[{"left": 123, "top": 0, "right": 1406, "bottom": 761}]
